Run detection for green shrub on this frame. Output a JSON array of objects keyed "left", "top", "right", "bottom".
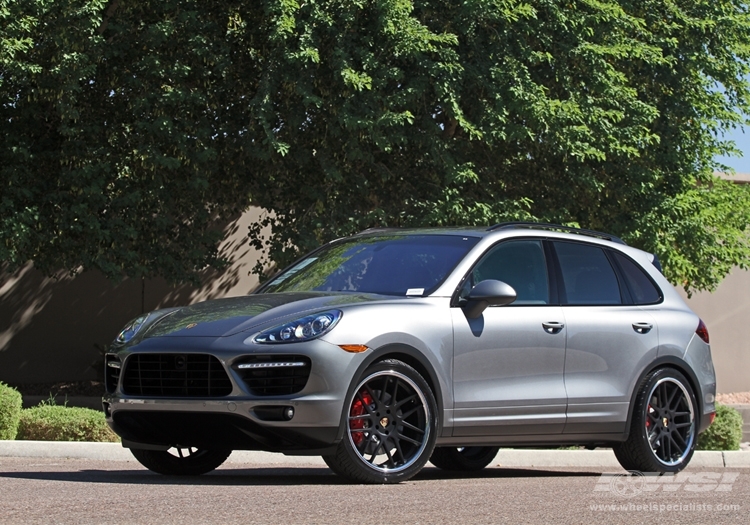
[
  {"left": 0, "top": 382, "right": 23, "bottom": 440},
  {"left": 697, "top": 404, "right": 743, "bottom": 451},
  {"left": 17, "top": 403, "right": 119, "bottom": 442}
]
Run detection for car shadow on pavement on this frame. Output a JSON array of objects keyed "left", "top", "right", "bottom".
[
  {"left": 0, "top": 465, "right": 601, "bottom": 486},
  {"left": 416, "top": 467, "right": 602, "bottom": 481}
]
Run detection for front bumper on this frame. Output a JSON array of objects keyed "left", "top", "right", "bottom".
[
  {"left": 104, "top": 337, "right": 368, "bottom": 452},
  {"left": 105, "top": 401, "right": 340, "bottom": 452}
]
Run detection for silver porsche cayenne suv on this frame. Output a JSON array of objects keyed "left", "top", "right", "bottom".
[{"left": 103, "top": 222, "right": 716, "bottom": 483}]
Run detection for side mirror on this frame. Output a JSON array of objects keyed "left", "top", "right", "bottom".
[{"left": 462, "top": 279, "right": 517, "bottom": 319}]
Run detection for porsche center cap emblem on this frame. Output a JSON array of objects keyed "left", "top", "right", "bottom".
[
  {"left": 662, "top": 417, "right": 669, "bottom": 428},
  {"left": 185, "top": 323, "right": 198, "bottom": 329}
]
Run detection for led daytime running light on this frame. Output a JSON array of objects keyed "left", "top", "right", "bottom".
[{"left": 237, "top": 361, "right": 307, "bottom": 369}]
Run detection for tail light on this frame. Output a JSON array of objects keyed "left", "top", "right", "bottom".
[{"left": 696, "top": 319, "right": 709, "bottom": 344}]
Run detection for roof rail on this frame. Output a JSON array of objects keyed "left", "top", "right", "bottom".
[
  {"left": 356, "top": 227, "right": 402, "bottom": 235},
  {"left": 487, "top": 222, "right": 627, "bottom": 245}
]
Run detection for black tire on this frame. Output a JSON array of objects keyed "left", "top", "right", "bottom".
[
  {"left": 130, "top": 447, "right": 231, "bottom": 476},
  {"left": 429, "top": 446, "right": 500, "bottom": 471},
  {"left": 323, "top": 359, "right": 438, "bottom": 484},
  {"left": 614, "top": 368, "right": 697, "bottom": 473}
]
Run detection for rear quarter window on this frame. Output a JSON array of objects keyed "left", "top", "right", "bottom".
[{"left": 611, "top": 251, "right": 663, "bottom": 304}]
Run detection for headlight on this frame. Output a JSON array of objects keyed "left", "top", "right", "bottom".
[
  {"left": 253, "top": 310, "right": 342, "bottom": 344},
  {"left": 115, "top": 314, "right": 149, "bottom": 345}
]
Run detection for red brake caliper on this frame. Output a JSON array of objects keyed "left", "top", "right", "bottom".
[{"left": 350, "top": 391, "right": 374, "bottom": 446}]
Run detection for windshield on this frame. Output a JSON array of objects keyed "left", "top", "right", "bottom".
[{"left": 260, "top": 234, "right": 480, "bottom": 296}]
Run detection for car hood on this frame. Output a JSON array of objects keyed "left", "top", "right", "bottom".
[{"left": 142, "top": 292, "right": 398, "bottom": 338}]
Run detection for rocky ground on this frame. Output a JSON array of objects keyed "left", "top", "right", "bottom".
[{"left": 716, "top": 392, "right": 750, "bottom": 405}]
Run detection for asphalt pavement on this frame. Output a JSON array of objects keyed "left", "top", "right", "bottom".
[{"left": 1, "top": 456, "right": 748, "bottom": 525}]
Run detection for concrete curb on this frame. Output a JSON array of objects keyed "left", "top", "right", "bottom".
[
  {"left": 1, "top": 441, "right": 748, "bottom": 468},
  {"left": 0, "top": 441, "right": 325, "bottom": 465}
]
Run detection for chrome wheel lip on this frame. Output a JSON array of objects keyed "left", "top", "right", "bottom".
[
  {"left": 645, "top": 377, "right": 695, "bottom": 466},
  {"left": 347, "top": 370, "right": 431, "bottom": 474}
]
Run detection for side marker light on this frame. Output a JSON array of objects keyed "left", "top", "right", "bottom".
[{"left": 339, "top": 344, "right": 369, "bottom": 353}]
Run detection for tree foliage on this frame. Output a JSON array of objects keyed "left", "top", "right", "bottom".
[
  {"left": 1, "top": 0, "right": 249, "bottom": 281},
  {"left": 1, "top": 0, "right": 749, "bottom": 292}
]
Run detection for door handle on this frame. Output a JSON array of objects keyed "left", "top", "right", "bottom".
[
  {"left": 632, "top": 322, "right": 653, "bottom": 334},
  {"left": 542, "top": 322, "right": 565, "bottom": 335}
]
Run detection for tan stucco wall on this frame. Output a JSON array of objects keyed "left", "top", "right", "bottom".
[
  {"left": 679, "top": 268, "right": 750, "bottom": 393},
  {"left": 0, "top": 208, "right": 271, "bottom": 384}
]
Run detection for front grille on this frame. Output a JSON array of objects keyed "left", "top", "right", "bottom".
[
  {"left": 105, "top": 354, "right": 121, "bottom": 394},
  {"left": 122, "top": 354, "right": 232, "bottom": 397},
  {"left": 234, "top": 355, "right": 311, "bottom": 396}
]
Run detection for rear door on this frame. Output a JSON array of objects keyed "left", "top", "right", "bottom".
[{"left": 551, "top": 241, "right": 660, "bottom": 435}]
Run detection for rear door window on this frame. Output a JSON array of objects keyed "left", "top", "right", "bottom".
[{"left": 553, "top": 241, "right": 622, "bottom": 305}]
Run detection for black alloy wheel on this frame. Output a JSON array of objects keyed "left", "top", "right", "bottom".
[
  {"left": 429, "top": 446, "right": 500, "bottom": 471},
  {"left": 614, "top": 368, "right": 697, "bottom": 473},
  {"left": 130, "top": 447, "right": 231, "bottom": 476},
  {"left": 323, "top": 359, "right": 438, "bottom": 484}
]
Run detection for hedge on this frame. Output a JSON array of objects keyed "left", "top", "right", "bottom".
[
  {"left": 697, "top": 404, "right": 743, "bottom": 451},
  {"left": 0, "top": 382, "right": 22, "bottom": 440},
  {"left": 17, "top": 404, "right": 119, "bottom": 442}
]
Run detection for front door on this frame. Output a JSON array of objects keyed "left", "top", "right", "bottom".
[{"left": 451, "top": 239, "right": 568, "bottom": 436}]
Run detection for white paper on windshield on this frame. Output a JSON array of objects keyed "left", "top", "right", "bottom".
[{"left": 405, "top": 288, "right": 425, "bottom": 296}]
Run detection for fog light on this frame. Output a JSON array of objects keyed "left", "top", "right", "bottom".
[{"left": 253, "top": 406, "right": 297, "bottom": 421}]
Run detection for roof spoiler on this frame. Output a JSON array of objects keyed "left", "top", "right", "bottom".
[{"left": 650, "top": 253, "right": 664, "bottom": 273}]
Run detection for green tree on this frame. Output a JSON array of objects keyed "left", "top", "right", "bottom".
[
  {"left": 0, "top": 0, "right": 250, "bottom": 281},
  {"left": 2, "top": 0, "right": 749, "bottom": 293}
]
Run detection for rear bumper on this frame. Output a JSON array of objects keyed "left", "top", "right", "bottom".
[{"left": 682, "top": 335, "right": 717, "bottom": 434}]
